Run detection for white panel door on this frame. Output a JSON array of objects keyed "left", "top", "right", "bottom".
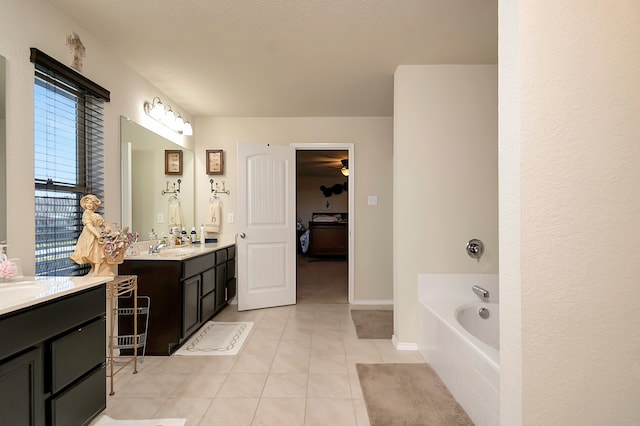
[{"left": 237, "top": 142, "right": 296, "bottom": 311}]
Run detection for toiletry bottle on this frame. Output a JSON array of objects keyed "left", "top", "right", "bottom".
[
  {"left": 170, "top": 228, "right": 179, "bottom": 246},
  {"left": 181, "top": 227, "right": 188, "bottom": 244},
  {"left": 190, "top": 227, "right": 197, "bottom": 243},
  {"left": 148, "top": 228, "right": 157, "bottom": 241},
  {"left": 200, "top": 224, "right": 205, "bottom": 244}
]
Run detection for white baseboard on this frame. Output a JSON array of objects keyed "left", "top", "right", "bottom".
[
  {"left": 350, "top": 299, "right": 394, "bottom": 305},
  {"left": 392, "top": 335, "right": 418, "bottom": 351}
]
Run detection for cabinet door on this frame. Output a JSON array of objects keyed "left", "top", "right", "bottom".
[
  {"left": 215, "top": 263, "right": 227, "bottom": 313},
  {"left": 182, "top": 276, "right": 201, "bottom": 338},
  {"left": 0, "top": 347, "right": 44, "bottom": 426},
  {"left": 226, "top": 246, "right": 237, "bottom": 301}
]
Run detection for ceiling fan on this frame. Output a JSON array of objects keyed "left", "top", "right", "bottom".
[
  {"left": 340, "top": 159, "right": 349, "bottom": 177},
  {"left": 296, "top": 150, "right": 348, "bottom": 177}
]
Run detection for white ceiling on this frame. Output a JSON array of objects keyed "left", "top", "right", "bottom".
[{"left": 49, "top": 0, "right": 497, "bottom": 118}]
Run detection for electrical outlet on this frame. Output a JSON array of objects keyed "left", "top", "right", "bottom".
[
  {"left": 227, "top": 213, "right": 235, "bottom": 224},
  {"left": 157, "top": 213, "right": 164, "bottom": 223},
  {"left": 368, "top": 195, "right": 378, "bottom": 206}
]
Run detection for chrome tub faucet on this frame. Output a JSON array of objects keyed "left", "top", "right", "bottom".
[{"left": 472, "top": 285, "right": 490, "bottom": 299}]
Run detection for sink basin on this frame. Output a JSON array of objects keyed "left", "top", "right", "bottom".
[
  {"left": 158, "top": 247, "right": 200, "bottom": 257},
  {"left": 0, "top": 282, "right": 51, "bottom": 306}
]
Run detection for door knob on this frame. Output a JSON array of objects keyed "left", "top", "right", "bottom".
[{"left": 239, "top": 232, "right": 246, "bottom": 238}]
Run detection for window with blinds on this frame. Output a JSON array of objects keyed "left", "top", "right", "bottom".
[{"left": 31, "top": 49, "right": 110, "bottom": 276}]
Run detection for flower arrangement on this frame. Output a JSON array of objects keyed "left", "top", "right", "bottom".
[
  {"left": 100, "top": 226, "right": 138, "bottom": 264},
  {"left": 0, "top": 259, "right": 18, "bottom": 280}
]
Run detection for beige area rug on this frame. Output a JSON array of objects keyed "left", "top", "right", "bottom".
[
  {"left": 173, "top": 321, "right": 253, "bottom": 356},
  {"left": 357, "top": 363, "right": 473, "bottom": 426},
  {"left": 92, "top": 415, "right": 186, "bottom": 425},
  {"left": 351, "top": 309, "right": 393, "bottom": 339}
]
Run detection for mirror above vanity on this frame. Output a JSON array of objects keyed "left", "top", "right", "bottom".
[
  {"left": 0, "top": 55, "right": 6, "bottom": 242},
  {"left": 120, "top": 116, "right": 194, "bottom": 240}
]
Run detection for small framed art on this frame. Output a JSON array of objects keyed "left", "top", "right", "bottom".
[
  {"left": 206, "top": 149, "right": 224, "bottom": 175},
  {"left": 165, "top": 150, "right": 183, "bottom": 175}
]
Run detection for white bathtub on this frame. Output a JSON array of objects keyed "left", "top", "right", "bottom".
[
  {"left": 418, "top": 274, "right": 500, "bottom": 426},
  {"left": 456, "top": 302, "right": 500, "bottom": 353}
]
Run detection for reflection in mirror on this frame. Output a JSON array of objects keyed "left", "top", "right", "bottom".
[
  {"left": 120, "top": 116, "right": 194, "bottom": 240},
  {"left": 0, "top": 55, "right": 6, "bottom": 242}
]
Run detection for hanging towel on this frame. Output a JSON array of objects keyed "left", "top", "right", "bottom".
[
  {"left": 168, "top": 201, "right": 184, "bottom": 228},
  {"left": 205, "top": 203, "right": 221, "bottom": 233}
]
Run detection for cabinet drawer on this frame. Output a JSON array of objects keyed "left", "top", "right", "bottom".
[
  {"left": 183, "top": 253, "right": 215, "bottom": 279},
  {"left": 50, "top": 365, "right": 105, "bottom": 426},
  {"left": 202, "top": 268, "right": 215, "bottom": 295},
  {"left": 201, "top": 292, "right": 216, "bottom": 322},
  {"left": 215, "top": 249, "right": 227, "bottom": 265},
  {"left": 51, "top": 318, "right": 105, "bottom": 394}
]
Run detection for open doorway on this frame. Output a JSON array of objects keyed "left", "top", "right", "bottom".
[{"left": 295, "top": 147, "right": 351, "bottom": 304}]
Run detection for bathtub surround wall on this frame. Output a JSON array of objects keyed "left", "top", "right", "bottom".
[
  {"left": 0, "top": 0, "right": 193, "bottom": 274},
  {"left": 393, "top": 65, "right": 499, "bottom": 346}
]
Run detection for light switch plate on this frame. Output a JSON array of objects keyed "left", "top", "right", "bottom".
[
  {"left": 157, "top": 213, "right": 164, "bottom": 223},
  {"left": 368, "top": 195, "right": 378, "bottom": 206}
]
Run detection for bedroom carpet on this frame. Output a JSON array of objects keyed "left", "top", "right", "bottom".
[
  {"left": 296, "top": 254, "right": 348, "bottom": 304},
  {"left": 356, "top": 363, "right": 473, "bottom": 426},
  {"left": 351, "top": 309, "right": 393, "bottom": 339}
]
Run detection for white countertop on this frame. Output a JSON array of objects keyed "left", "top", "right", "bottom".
[
  {"left": 124, "top": 236, "right": 236, "bottom": 261},
  {"left": 0, "top": 237, "right": 237, "bottom": 316},
  {"left": 0, "top": 275, "right": 113, "bottom": 316}
]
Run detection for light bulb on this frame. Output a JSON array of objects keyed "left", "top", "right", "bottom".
[{"left": 150, "top": 98, "right": 165, "bottom": 120}]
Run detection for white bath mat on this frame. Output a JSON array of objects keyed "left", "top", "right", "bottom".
[
  {"left": 92, "top": 415, "right": 186, "bottom": 426},
  {"left": 174, "top": 321, "right": 253, "bottom": 356}
]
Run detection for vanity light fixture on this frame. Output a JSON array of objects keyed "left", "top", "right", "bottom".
[{"left": 143, "top": 96, "right": 193, "bottom": 135}]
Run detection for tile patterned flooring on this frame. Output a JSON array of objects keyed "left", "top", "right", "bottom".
[{"left": 93, "top": 303, "right": 424, "bottom": 425}]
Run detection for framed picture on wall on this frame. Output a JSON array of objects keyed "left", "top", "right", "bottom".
[
  {"left": 165, "top": 150, "right": 183, "bottom": 175},
  {"left": 206, "top": 149, "right": 224, "bottom": 175}
]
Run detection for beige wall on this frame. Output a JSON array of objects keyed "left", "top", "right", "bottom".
[
  {"left": 501, "top": 1, "right": 640, "bottom": 424},
  {"left": 393, "top": 65, "right": 498, "bottom": 344},
  {"left": 297, "top": 176, "right": 349, "bottom": 229},
  {"left": 0, "top": 0, "right": 192, "bottom": 273},
  {"left": 194, "top": 117, "right": 393, "bottom": 302}
]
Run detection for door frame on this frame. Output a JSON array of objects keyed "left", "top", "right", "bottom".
[{"left": 292, "top": 143, "right": 354, "bottom": 304}]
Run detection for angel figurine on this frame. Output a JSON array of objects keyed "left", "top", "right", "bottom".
[{"left": 70, "top": 194, "right": 114, "bottom": 276}]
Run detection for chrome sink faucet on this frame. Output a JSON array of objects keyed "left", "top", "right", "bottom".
[
  {"left": 472, "top": 285, "right": 490, "bottom": 299},
  {"left": 149, "top": 243, "right": 166, "bottom": 254}
]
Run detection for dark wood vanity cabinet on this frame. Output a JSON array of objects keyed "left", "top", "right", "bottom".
[
  {"left": 0, "top": 285, "right": 107, "bottom": 426},
  {"left": 119, "top": 244, "right": 236, "bottom": 355}
]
